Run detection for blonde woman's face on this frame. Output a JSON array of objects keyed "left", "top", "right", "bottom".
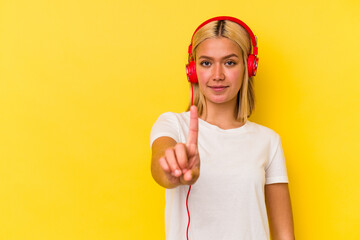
[{"left": 195, "top": 37, "right": 244, "bottom": 107}]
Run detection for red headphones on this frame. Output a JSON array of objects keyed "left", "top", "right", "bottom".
[{"left": 186, "top": 16, "right": 259, "bottom": 84}]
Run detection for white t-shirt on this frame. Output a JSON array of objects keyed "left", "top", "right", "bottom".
[{"left": 150, "top": 111, "right": 289, "bottom": 240}]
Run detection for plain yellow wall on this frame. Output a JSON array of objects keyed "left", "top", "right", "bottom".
[{"left": 0, "top": 0, "right": 359, "bottom": 239}]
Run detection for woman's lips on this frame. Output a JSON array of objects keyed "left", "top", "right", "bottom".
[{"left": 209, "top": 86, "right": 228, "bottom": 92}]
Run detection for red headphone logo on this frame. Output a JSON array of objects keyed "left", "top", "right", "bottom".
[{"left": 186, "top": 16, "right": 259, "bottom": 84}]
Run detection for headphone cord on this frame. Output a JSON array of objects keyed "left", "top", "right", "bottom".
[
  {"left": 186, "top": 82, "right": 194, "bottom": 240},
  {"left": 186, "top": 185, "right": 191, "bottom": 240}
]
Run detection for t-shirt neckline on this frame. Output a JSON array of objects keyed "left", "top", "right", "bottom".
[{"left": 185, "top": 111, "right": 251, "bottom": 134}]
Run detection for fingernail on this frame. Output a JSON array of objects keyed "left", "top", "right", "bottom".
[{"left": 174, "top": 170, "right": 181, "bottom": 176}]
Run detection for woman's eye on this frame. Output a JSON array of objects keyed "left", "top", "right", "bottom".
[
  {"left": 225, "top": 61, "right": 236, "bottom": 66},
  {"left": 200, "top": 61, "right": 211, "bottom": 67}
]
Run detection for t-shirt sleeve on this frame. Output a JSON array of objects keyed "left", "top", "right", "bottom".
[
  {"left": 265, "top": 134, "right": 289, "bottom": 184},
  {"left": 150, "top": 112, "right": 180, "bottom": 149}
]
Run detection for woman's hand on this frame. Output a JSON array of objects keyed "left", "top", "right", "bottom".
[{"left": 158, "top": 106, "right": 200, "bottom": 186}]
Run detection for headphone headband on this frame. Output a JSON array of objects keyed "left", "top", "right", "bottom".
[{"left": 188, "top": 16, "right": 258, "bottom": 56}]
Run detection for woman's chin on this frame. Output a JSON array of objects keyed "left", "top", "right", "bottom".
[
  {"left": 204, "top": 94, "right": 238, "bottom": 106},
  {"left": 207, "top": 97, "right": 231, "bottom": 105}
]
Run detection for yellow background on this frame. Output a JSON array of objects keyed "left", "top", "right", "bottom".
[{"left": 0, "top": 0, "right": 359, "bottom": 239}]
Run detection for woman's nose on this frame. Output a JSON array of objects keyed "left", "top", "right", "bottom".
[{"left": 213, "top": 63, "right": 225, "bottom": 80}]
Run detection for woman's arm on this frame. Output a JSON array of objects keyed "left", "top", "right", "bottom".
[
  {"left": 151, "top": 136, "right": 180, "bottom": 189},
  {"left": 265, "top": 183, "right": 295, "bottom": 240}
]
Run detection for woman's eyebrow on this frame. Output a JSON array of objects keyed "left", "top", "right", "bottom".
[{"left": 198, "top": 54, "right": 239, "bottom": 60}]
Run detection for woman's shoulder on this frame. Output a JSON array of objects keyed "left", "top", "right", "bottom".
[
  {"left": 247, "top": 121, "right": 281, "bottom": 140},
  {"left": 156, "top": 111, "right": 189, "bottom": 120},
  {"left": 154, "top": 111, "right": 190, "bottom": 127}
]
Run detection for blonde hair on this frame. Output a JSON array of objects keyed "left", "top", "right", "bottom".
[{"left": 186, "top": 20, "right": 255, "bottom": 123}]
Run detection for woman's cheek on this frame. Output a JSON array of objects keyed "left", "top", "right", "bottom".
[{"left": 197, "top": 69, "right": 211, "bottom": 83}]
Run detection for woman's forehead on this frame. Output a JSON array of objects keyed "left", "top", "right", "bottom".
[{"left": 195, "top": 37, "right": 243, "bottom": 58}]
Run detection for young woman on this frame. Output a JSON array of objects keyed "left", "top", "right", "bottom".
[{"left": 150, "top": 16, "right": 294, "bottom": 240}]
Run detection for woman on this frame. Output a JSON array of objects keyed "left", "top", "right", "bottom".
[{"left": 150, "top": 16, "right": 294, "bottom": 240}]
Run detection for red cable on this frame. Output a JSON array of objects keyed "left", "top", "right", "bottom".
[
  {"left": 186, "top": 185, "right": 191, "bottom": 240},
  {"left": 186, "top": 83, "right": 194, "bottom": 240}
]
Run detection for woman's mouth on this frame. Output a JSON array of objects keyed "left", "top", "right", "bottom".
[{"left": 209, "top": 86, "right": 228, "bottom": 92}]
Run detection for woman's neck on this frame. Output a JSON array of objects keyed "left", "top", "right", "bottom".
[{"left": 200, "top": 99, "right": 245, "bottom": 130}]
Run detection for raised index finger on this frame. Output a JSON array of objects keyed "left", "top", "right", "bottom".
[{"left": 187, "top": 105, "right": 198, "bottom": 146}]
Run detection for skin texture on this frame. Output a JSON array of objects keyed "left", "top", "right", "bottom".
[
  {"left": 265, "top": 183, "right": 295, "bottom": 240},
  {"left": 151, "top": 36, "right": 294, "bottom": 239}
]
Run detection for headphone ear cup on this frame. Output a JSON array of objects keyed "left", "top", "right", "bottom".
[
  {"left": 186, "top": 60, "right": 198, "bottom": 83},
  {"left": 247, "top": 54, "right": 259, "bottom": 77}
]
